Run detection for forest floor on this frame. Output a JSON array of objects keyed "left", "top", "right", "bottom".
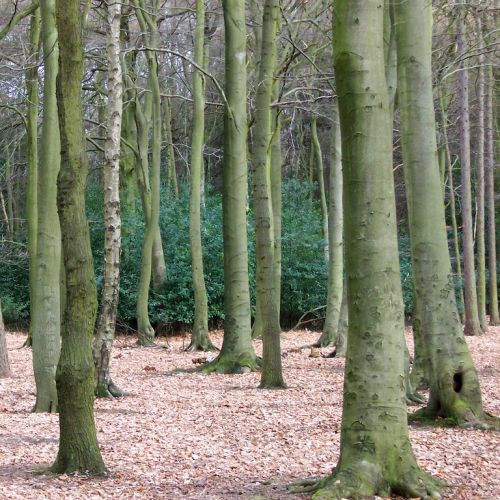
[{"left": 0, "top": 326, "right": 498, "bottom": 499}]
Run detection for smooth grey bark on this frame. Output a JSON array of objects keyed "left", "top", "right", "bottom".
[
  {"left": 0, "top": 300, "right": 10, "bottom": 378},
  {"left": 32, "top": 0, "right": 62, "bottom": 413},
  {"left": 456, "top": 2, "right": 482, "bottom": 336}
]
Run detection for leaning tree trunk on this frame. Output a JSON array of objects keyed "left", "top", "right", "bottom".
[
  {"left": 456, "top": 2, "right": 482, "bottom": 336},
  {"left": 0, "top": 300, "right": 10, "bottom": 378},
  {"left": 305, "top": 1, "right": 441, "bottom": 496},
  {"left": 32, "top": 0, "right": 62, "bottom": 413},
  {"left": 93, "top": 0, "right": 124, "bottom": 398},
  {"left": 311, "top": 116, "right": 329, "bottom": 261},
  {"left": 395, "top": 0, "right": 485, "bottom": 426},
  {"left": 316, "top": 100, "right": 343, "bottom": 348},
  {"left": 485, "top": 60, "right": 499, "bottom": 325},
  {"left": 133, "top": 0, "right": 164, "bottom": 345},
  {"left": 203, "top": 0, "right": 258, "bottom": 374},
  {"left": 253, "top": 0, "right": 284, "bottom": 389},
  {"left": 187, "top": 0, "right": 216, "bottom": 352},
  {"left": 25, "top": 5, "right": 40, "bottom": 348},
  {"left": 51, "top": 0, "right": 106, "bottom": 474}
]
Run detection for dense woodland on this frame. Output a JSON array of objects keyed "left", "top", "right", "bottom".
[{"left": 0, "top": 0, "right": 498, "bottom": 498}]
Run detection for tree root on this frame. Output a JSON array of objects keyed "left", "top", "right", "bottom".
[
  {"left": 201, "top": 352, "right": 260, "bottom": 374},
  {"left": 406, "top": 389, "right": 426, "bottom": 406},
  {"left": 136, "top": 338, "right": 157, "bottom": 347},
  {"left": 95, "top": 379, "right": 127, "bottom": 398},
  {"left": 408, "top": 406, "right": 492, "bottom": 430},
  {"left": 289, "top": 463, "right": 443, "bottom": 499},
  {"left": 185, "top": 339, "right": 218, "bottom": 353}
]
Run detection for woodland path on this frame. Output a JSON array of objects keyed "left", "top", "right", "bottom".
[{"left": 0, "top": 328, "right": 498, "bottom": 499}]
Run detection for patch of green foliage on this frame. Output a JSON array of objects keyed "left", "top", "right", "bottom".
[{"left": 0, "top": 179, "right": 468, "bottom": 329}]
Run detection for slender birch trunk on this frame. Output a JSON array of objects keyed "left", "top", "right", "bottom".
[{"left": 93, "top": 0, "right": 124, "bottom": 398}]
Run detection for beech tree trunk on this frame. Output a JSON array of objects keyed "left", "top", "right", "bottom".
[
  {"left": 395, "top": 0, "right": 485, "bottom": 426},
  {"left": 253, "top": 0, "right": 284, "bottom": 388},
  {"left": 32, "top": 0, "right": 62, "bottom": 413},
  {"left": 456, "top": 2, "right": 482, "bottom": 336},
  {"left": 25, "top": 5, "right": 40, "bottom": 347},
  {"left": 93, "top": 0, "right": 124, "bottom": 398},
  {"left": 485, "top": 60, "right": 499, "bottom": 325},
  {"left": 0, "top": 300, "right": 10, "bottom": 378},
  {"left": 317, "top": 101, "right": 343, "bottom": 348},
  {"left": 309, "top": 1, "right": 441, "bottom": 496},
  {"left": 187, "top": 0, "right": 216, "bottom": 352},
  {"left": 51, "top": 0, "right": 105, "bottom": 474},
  {"left": 203, "top": 0, "right": 258, "bottom": 374}
]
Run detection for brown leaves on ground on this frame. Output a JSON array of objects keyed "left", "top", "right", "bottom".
[{"left": 0, "top": 327, "right": 498, "bottom": 499}]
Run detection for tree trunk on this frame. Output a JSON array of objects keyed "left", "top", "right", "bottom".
[
  {"left": 309, "top": 1, "right": 441, "bottom": 496},
  {"left": 25, "top": 5, "right": 40, "bottom": 348},
  {"left": 51, "top": 0, "right": 105, "bottom": 474},
  {"left": 133, "top": 0, "right": 164, "bottom": 344},
  {"left": 0, "top": 300, "right": 10, "bottom": 378},
  {"left": 93, "top": 0, "right": 124, "bottom": 398},
  {"left": 395, "top": 0, "right": 485, "bottom": 426},
  {"left": 203, "top": 0, "right": 258, "bottom": 374},
  {"left": 253, "top": 0, "right": 284, "bottom": 389},
  {"left": 316, "top": 101, "right": 343, "bottom": 347},
  {"left": 311, "top": 116, "right": 329, "bottom": 261},
  {"left": 485, "top": 58, "right": 499, "bottom": 325},
  {"left": 475, "top": 14, "right": 487, "bottom": 331},
  {"left": 32, "top": 0, "right": 62, "bottom": 414},
  {"left": 440, "top": 85, "right": 465, "bottom": 319},
  {"left": 163, "top": 96, "right": 179, "bottom": 198},
  {"left": 187, "top": 0, "right": 216, "bottom": 352},
  {"left": 456, "top": 2, "right": 482, "bottom": 336}
]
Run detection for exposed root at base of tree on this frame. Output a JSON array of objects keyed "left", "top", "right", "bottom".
[
  {"left": 201, "top": 352, "right": 261, "bottom": 374},
  {"left": 408, "top": 406, "right": 492, "bottom": 430},
  {"left": 49, "top": 461, "right": 108, "bottom": 477},
  {"left": 95, "top": 379, "right": 127, "bottom": 398},
  {"left": 288, "top": 463, "right": 444, "bottom": 499},
  {"left": 185, "top": 339, "right": 218, "bottom": 353},
  {"left": 136, "top": 338, "right": 157, "bottom": 347}
]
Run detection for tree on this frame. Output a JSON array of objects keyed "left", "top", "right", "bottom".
[
  {"left": 51, "top": 0, "right": 105, "bottom": 474},
  {"left": 203, "top": 0, "right": 258, "bottom": 374},
  {"left": 0, "top": 299, "right": 10, "bottom": 378},
  {"left": 187, "top": 0, "right": 216, "bottom": 352},
  {"left": 316, "top": 101, "right": 343, "bottom": 348},
  {"left": 485, "top": 53, "right": 499, "bottom": 325},
  {"left": 133, "top": 0, "right": 164, "bottom": 345},
  {"left": 32, "top": 0, "right": 62, "bottom": 413},
  {"left": 299, "top": 1, "right": 441, "bottom": 495},
  {"left": 475, "top": 12, "right": 487, "bottom": 332},
  {"left": 395, "top": 0, "right": 485, "bottom": 426},
  {"left": 311, "top": 116, "right": 329, "bottom": 261},
  {"left": 93, "top": 0, "right": 124, "bottom": 398},
  {"left": 253, "top": 0, "right": 284, "bottom": 388},
  {"left": 456, "top": 1, "right": 482, "bottom": 336},
  {"left": 25, "top": 4, "right": 40, "bottom": 348}
]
